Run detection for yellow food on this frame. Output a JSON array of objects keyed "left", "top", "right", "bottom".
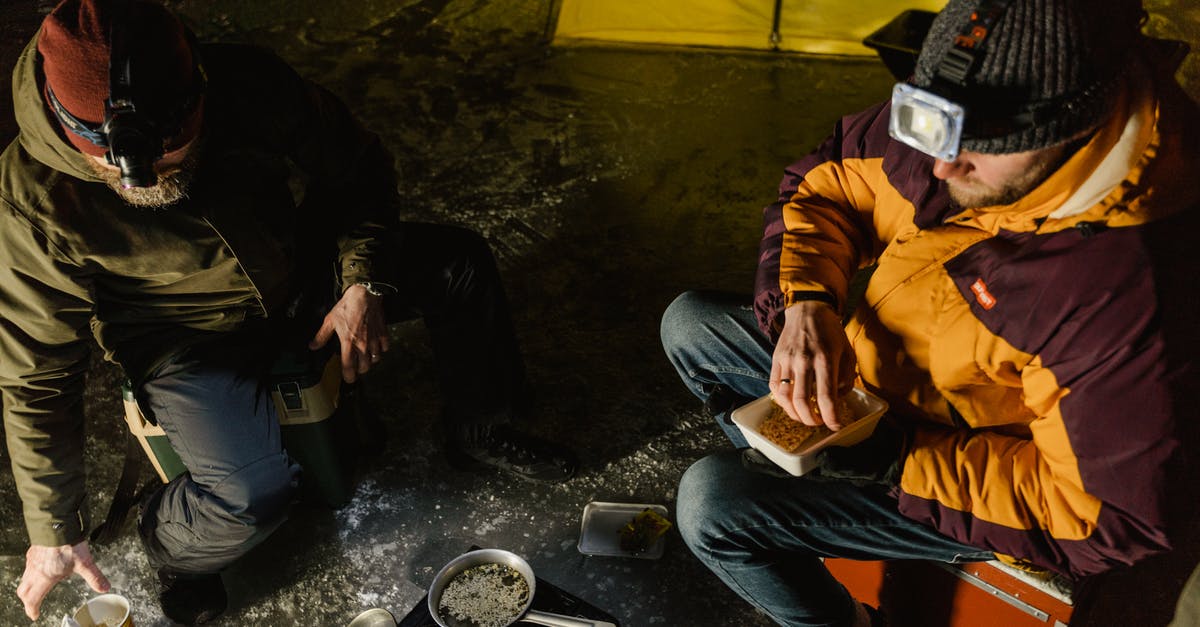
[
  {"left": 758, "top": 396, "right": 854, "bottom": 453},
  {"left": 618, "top": 508, "right": 673, "bottom": 553}
]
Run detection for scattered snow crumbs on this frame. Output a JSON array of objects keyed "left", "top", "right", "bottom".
[{"left": 438, "top": 563, "right": 529, "bottom": 627}]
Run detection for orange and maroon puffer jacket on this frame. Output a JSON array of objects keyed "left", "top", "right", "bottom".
[{"left": 754, "top": 63, "right": 1200, "bottom": 579}]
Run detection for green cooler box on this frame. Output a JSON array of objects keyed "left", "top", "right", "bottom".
[{"left": 122, "top": 351, "right": 361, "bottom": 508}]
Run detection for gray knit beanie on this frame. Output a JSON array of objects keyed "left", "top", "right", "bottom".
[{"left": 913, "top": 0, "right": 1142, "bottom": 154}]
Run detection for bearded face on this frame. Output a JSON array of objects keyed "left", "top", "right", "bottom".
[
  {"left": 942, "top": 148, "right": 1068, "bottom": 209},
  {"left": 935, "top": 131, "right": 1092, "bottom": 210},
  {"left": 86, "top": 135, "right": 204, "bottom": 209}
]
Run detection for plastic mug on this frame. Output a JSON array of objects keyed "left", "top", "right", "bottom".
[{"left": 61, "top": 593, "right": 133, "bottom": 627}]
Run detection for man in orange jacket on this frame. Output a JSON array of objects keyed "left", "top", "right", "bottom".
[{"left": 662, "top": 0, "right": 1199, "bottom": 624}]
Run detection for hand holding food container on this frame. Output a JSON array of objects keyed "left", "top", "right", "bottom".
[
  {"left": 428, "top": 549, "right": 615, "bottom": 627},
  {"left": 771, "top": 300, "right": 860, "bottom": 431},
  {"left": 732, "top": 388, "right": 889, "bottom": 476}
]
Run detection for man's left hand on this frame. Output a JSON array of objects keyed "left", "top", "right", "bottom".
[
  {"left": 309, "top": 284, "right": 388, "bottom": 382},
  {"left": 18, "top": 542, "right": 109, "bottom": 620},
  {"left": 814, "top": 416, "right": 907, "bottom": 487}
]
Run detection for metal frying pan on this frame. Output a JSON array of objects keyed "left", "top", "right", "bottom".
[{"left": 427, "top": 549, "right": 615, "bottom": 627}]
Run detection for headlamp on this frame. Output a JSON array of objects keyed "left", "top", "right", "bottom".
[
  {"left": 44, "top": 0, "right": 204, "bottom": 188},
  {"left": 102, "top": 97, "right": 161, "bottom": 189},
  {"left": 887, "top": 0, "right": 1013, "bottom": 161},
  {"left": 104, "top": 2, "right": 160, "bottom": 189},
  {"left": 889, "top": 83, "right": 964, "bottom": 162}
]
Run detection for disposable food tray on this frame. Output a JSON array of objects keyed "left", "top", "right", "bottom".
[{"left": 577, "top": 502, "right": 669, "bottom": 559}]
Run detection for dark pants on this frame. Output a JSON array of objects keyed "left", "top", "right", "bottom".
[
  {"left": 661, "top": 290, "right": 993, "bottom": 626},
  {"left": 379, "top": 222, "right": 526, "bottom": 421},
  {"left": 137, "top": 335, "right": 296, "bottom": 575},
  {"left": 137, "top": 222, "right": 525, "bottom": 574}
]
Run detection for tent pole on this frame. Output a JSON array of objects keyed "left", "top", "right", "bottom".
[
  {"left": 770, "top": 0, "right": 784, "bottom": 49},
  {"left": 543, "top": 0, "right": 564, "bottom": 44}
]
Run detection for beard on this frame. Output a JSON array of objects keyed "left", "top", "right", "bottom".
[
  {"left": 947, "top": 172, "right": 1045, "bottom": 208},
  {"left": 945, "top": 153, "right": 1065, "bottom": 209},
  {"left": 87, "top": 137, "right": 204, "bottom": 209},
  {"left": 946, "top": 135, "right": 1089, "bottom": 210}
]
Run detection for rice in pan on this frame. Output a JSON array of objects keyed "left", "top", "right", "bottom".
[{"left": 438, "top": 562, "right": 530, "bottom": 627}]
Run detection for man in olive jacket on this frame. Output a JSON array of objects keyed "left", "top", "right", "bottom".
[{"left": 1, "top": 0, "right": 576, "bottom": 623}]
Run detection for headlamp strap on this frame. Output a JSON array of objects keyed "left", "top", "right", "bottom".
[
  {"left": 105, "top": 0, "right": 135, "bottom": 118},
  {"left": 45, "top": 84, "right": 109, "bottom": 147},
  {"left": 936, "top": 0, "right": 1015, "bottom": 86}
]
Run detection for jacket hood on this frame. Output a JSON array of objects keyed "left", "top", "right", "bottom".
[{"left": 12, "top": 32, "right": 105, "bottom": 183}]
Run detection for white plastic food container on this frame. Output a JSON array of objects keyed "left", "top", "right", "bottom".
[
  {"left": 577, "top": 501, "right": 669, "bottom": 559},
  {"left": 731, "top": 388, "right": 889, "bottom": 476}
]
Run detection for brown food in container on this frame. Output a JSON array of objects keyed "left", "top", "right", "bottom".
[{"left": 758, "top": 397, "right": 854, "bottom": 453}]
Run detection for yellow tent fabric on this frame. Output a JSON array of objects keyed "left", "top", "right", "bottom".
[{"left": 553, "top": 0, "right": 947, "bottom": 56}]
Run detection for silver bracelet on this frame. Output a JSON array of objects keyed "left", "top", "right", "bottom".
[{"left": 356, "top": 281, "right": 387, "bottom": 297}]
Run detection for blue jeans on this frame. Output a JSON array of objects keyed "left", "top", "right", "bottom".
[
  {"left": 659, "top": 291, "right": 774, "bottom": 448},
  {"left": 662, "top": 291, "right": 994, "bottom": 626}
]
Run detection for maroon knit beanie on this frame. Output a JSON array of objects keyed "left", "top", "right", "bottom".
[{"left": 38, "top": 0, "right": 203, "bottom": 157}]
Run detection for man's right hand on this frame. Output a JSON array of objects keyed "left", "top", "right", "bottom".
[
  {"left": 769, "top": 300, "right": 857, "bottom": 430},
  {"left": 308, "top": 283, "right": 389, "bottom": 383},
  {"left": 17, "top": 541, "right": 110, "bottom": 620}
]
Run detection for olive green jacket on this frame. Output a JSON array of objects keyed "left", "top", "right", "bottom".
[{"left": 0, "top": 34, "right": 401, "bottom": 546}]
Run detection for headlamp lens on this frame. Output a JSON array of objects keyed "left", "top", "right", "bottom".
[
  {"left": 103, "top": 107, "right": 162, "bottom": 189},
  {"left": 888, "top": 82, "right": 965, "bottom": 162}
]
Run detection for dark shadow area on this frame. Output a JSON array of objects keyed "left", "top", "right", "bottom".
[
  {"left": 1072, "top": 537, "right": 1200, "bottom": 627},
  {"left": 878, "top": 561, "right": 957, "bottom": 627}
]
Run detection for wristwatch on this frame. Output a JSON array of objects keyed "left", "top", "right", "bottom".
[{"left": 356, "top": 281, "right": 388, "bottom": 297}]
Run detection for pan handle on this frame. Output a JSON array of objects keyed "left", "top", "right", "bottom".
[{"left": 521, "top": 609, "right": 616, "bottom": 627}]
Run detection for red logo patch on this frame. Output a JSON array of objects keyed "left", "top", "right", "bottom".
[{"left": 971, "top": 278, "right": 997, "bottom": 310}]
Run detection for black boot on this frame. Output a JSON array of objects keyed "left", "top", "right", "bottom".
[
  {"left": 864, "top": 604, "right": 889, "bottom": 627},
  {"left": 443, "top": 423, "right": 578, "bottom": 483},
  {"left": 704, "top": 384, "right": 749, "bottom": 425},
  {"left": 157, "top": 568, "right": 227, "bottom": 625},
  {"left": 140, "top": 489, "right": 228, "bottom": 625}
]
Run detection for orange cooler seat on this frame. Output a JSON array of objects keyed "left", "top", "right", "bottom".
[{"left": 826, "top": 558, "right": 1074, "bottom": 627}]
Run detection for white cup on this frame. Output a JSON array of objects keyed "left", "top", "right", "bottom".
[
  {"left": 347, "top": 607, "right": 396, "bottom": 626},
  {"left": 61, "top": 593, "right": 133, "bottom": 627}
]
